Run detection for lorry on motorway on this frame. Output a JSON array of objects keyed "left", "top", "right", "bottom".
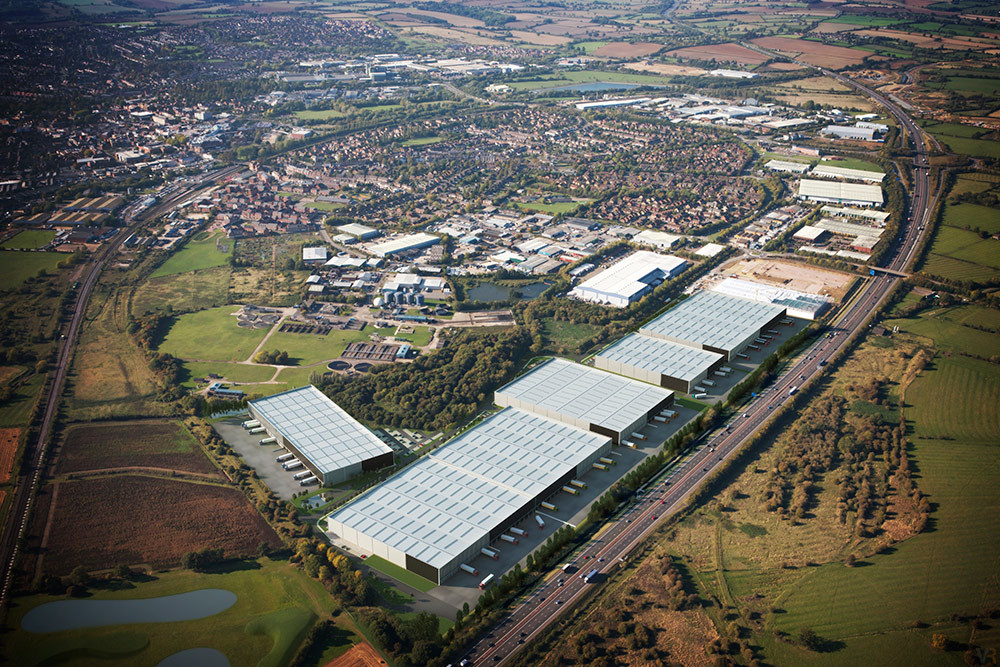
[
  {"left": 582, "top": 569, "right": 598, "bottom": 583},
  {"left": 788, "top": 386, "right": 798, "bottom": 396}
]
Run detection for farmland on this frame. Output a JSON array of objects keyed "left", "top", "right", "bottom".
[
  {"left": 157, "top": 306, "right": 270, "bottom": 362},
  {"left": 3, "top": 558, "right": 345, "bottom": 667},
  {"left": 34, "top": 475, "right": 280, "bottom": 574},
  {"left": 750, "top": 36, "right": 868, "bottom": 69},
  {"left": 149, "top": 231, "right": 232, "bottom": 278},
  {"left": 0, "top": 230, "right": 56, "bottom": 249},
  {"left": 0, "top": 428, "right": 19, "bottom": 483},
  {"left": 56, "top": 420, "right": 217, "bottom": 475},
  {"left": 0, "top": 374, "right": 44, "bottom": 428},
  {"left": 666, "top": 42, "right": 768, "bottom": 65},
  {"left": 0, "top": 252, "right": 65, "bottom": 289},
  {"left": 920, "top": 204, "right": 1000, "bottom": 283}
]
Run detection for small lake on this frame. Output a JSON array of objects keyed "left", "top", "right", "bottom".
[
  {"left": 546, "top": 82, "right": 644, "bottom": 93},
  {"left": 467, "top": 281, "right": 549, "bottom": 302},
  {"left": 158, "top": 647, "right": 230, "bottom": 667},
  {"left": 22, "top": 589, "right": 237, "bottom": 634}
]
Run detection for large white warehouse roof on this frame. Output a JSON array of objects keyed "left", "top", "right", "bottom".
[
  {"left": 326, "top": 408, "right": 609, "bottom": 570},
  {"left": 249, "top": 386, "right": 392, "bottom": 475},
  {"left": 369, "top": 232, "right": 439, "bottom": 257},
  {"left": 570, "top": 250, "right": 687, "bottom": 308},
  {"left": 494, "top": 357, "right": 674, "bottom": 434},
  {"left": 797, "top": 179, "right": 884, "bottom": 206},
  {"left": 641, "top": 290, "right": 785, "bottom": 353},
  {"left": 596, "top": 333, "right": 724, "bottom": 384},
  {"left": 810, "top": 164, "right": 885, "bottom": 183},
  {"left": 710, "top": 277, "right": 831, "bottom": 321}
]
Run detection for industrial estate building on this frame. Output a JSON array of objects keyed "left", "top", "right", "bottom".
[
  {"left": 248, "top": 386, "right": 394, "bottom": 485},
  {"left": 569, "top": 250, "right": 688, "bottom": 308},
  {"left": 710, "top": 277, "right": 831, "bottom": 321},
  {"left": 595, "top": 333, "right": 725, "bottom": 393},
  {"left": 764, "top": 159, "right": 810, "bottom": 175},
  {"left": 640, "top": 290, "right": 787, "bottom": 361},
  {"left": 494, "top": 357, "right": 674, "bottom": 444},
  {"left": 810, "top": 164, "right": 885, "bottom": 183},
  {"left": 797, "top": 179, "right": 884, "bottom": 207},
  {"left": 325, "top": 407, "right": 611, "bottom": 584},
  {"left": 369, "top": 232, "right": 440, "bottom": 257},
  {"left": 820, "top": 125, "right": 881, "bottom": 142}
]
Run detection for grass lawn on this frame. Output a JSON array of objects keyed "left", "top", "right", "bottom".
[
  {"left": 935, "top": 135, "right": 1000, "bottom": 159},
  {"left": 302, "top": 201, "right": 344, "bottom": 212},
  {"left": 919, "top": 254, "right": 1000, "bottom": 283},
  {"left": 362, "top": 555, "right": 437, "bottom": 592},
  {"left": 2, "top": 558, "right": 342, "bottom": 667},
  {"left": 542, "top": 319, "right": 601, "bottom": 351},
  {"left": 261, "top": 329, "right": 371, "bottom": 366},
  {"left": 150, "top": 231, "right": 232, "bottom": 278},
  {"left": 294, "top": 108, "right": 345, "bottom": 121},
  {"left": 245, "top": 607, "right": 317, "bottom": 667},
  {"left": 826, "top": 14, "right": 904, "bottom": 26},
  {"left": 1, "top": 230, "right": 56, "bottom": 250},
  {"left": 824, "top": 157, "right": 884, "bottom": 172},
  {"left": 179, "top": 360, "right": 276, "bottom": 388},
  {"left": 0, "top": 252, "right": 65, "bottom": 290},
  {"left": 760, "top": 152, "right": 817, "bottom": 166},
  {"left": 515, "top": 199, "right": 589, "bottom": 215},
  {"left": 392, "top": 325, "right": 432, "bottom": 347},
  {"left": 157, "top": 306, "right": 269, "bottom": 362},
  {"left": 402, "top": 136, "right": 444, "bottom": 147},
  {"left": 675, "top": 396, "right": 711, "bottom": 411},
  {"left": 507, "top": 68, "right": 671, "bottom": 91}
]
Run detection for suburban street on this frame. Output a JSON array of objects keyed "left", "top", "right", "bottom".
[{"left": 467, "top": 66, "right": 937, "bottom": 666}]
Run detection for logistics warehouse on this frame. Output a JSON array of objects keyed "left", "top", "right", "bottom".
[
  {"left": 247, "top": 386, "right": 394, "bottom": 486},
  {"left": 325, "top": 408, "right": 611, "bottom": 584}
]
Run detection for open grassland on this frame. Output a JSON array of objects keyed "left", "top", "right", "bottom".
[
  {"left": 229, "top": 267, "right": 309, "bottom": 308},
  {"left": 506, "top": 68, "right": 672, "bottom": 91},
  {"left": 773, "top": 92, "right": 874, "bottom": 111},
  {"left": 56, "top": 420, "right": 217, "bottom": 475},
  {"left": 36, "top": 475, "right": 281, "bottom": 574},
  {"left": 4, "top": 558, "right": 341, "bottom": 667},
  {"left": 772, "top": 75, "right": 852, "bottom": 92},
  {"left": 919, "top": 254, "right": 1000, "bottom": 283},
  {"left": 150, "top": 231, "right": 232, "bottom": 278},
  {"left": 179, "top": 360, "right": 276, "bottom": 387},
  {"left": 886, "top": 311, "right": 1000, "bottom": 359},
  {"left": 131, "top": 265, "right": 231, "bottom": 315},
  {"left": 515, "top": 199, "right": 589, "bottom": 215},
  {"left": 942, "top": 76, "right": 1000, "bottom": 94},
  {"left": 543, "top": 319, "right": 601, "bottom": 352},
  {"left": 401, "top": 135, "right": 444, "bottom": 147},
  {"left": 0, "top": 230, "right": 56, "bottom": 249},
  {"left": 157, "top": 306, "right": 269, "bottom": 362},
  {"left": 0, "top": 428, "right": 20, "bottom": 484},
  {"left": 0, "top": 252, "right": 65, "bottom": 290},
  {"left": 0, "top": 374, "right": 44, "bottom": 428},
  {"left": 246, "top": 607, "right": 317, "bottom": 667},
  {"left": 262, "top": 328, "right": 370, "bottom": 366},
  {"left": 919, "top": 121, "right": 1000, "bottom": 159},
  {"left": 906, "top": 355, "right": 1000, "bottom": 442},
  {"left": 926, "top": 226, "right": 1000, "bottom": 266},
  {"left": 943, "top": 202, "right": 1000, "bottom": 234},
  {"left": 67, "top": 287, "right": 170, "bottom": 422}
]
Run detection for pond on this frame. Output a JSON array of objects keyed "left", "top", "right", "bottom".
[
  {"left": 22, "top": 589, "right": 238, "bottom": 634},
  {"left": 467, "top": 281, "right": 549, "bottom": 302},
  {"left": 158, "top": 648, "right": 230, "bottom": 667}
]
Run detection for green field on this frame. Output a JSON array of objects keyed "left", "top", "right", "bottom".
[
  {"left": 826, "top": 15, "right": 905, "bottom": 27},
  {"left": 0, "top": 230, "right": 56, "bottom": 250},
  {"left": 906, "top": 355, "right": 1000, "bottom": 441},
  {"left": 506, "top": 69, "right": 671, "bottom": 91},
  {"left": 157, "top": 306, "right": 270, "bottom": 362},
  {"left": 2, "top": 558, "right": 344, "bottom": 666},
  {"left": 760, "top": 152, "right": 817, "bottom": 166},
  {"left": 392, "top": 325, "right": 433, "bottom": 347},
  {"left": 823, "top": 157, "right": 885, "bottom": 172},
  {"left": 572, "top": 40, "right": 609, "bottom": 54},
  {"left": 542, "top": 319, "right": 601, "bottom": 351},
  {"left": 179, "top": 360, "right": 277, "bottom": 388},
  {"left": 402, "top": 136, "right": 444, "bottom": 147},
  {"left": 131, "top": 266, "right": 231, "bottom": 316},
  {"left": 884, "top": 309, "right": 1000, "bottom": 360},
  {"left": 362, "top": 554, "right": 437, "bottom": 592},
  {"left": 0, "top": 373, "right": 44, "bottom": 427},
  {"left": 515, "top": 199, "right": 590, "bottom": 215},
  {"left": 920, "top": 254, "right": 1000, "bottom": 283},
  {"left": 261, "top": 328, "right": 371, "bottom": 366},
  {"left": 302, "top": 201, "right": 344, "bottom": 212},
  {"left": 0, "top": 251, "right": 65, "bottom": 289},
  {"left": 918, "top": 121, "right": 1000, "bottom": 159},
  {"left": 295, "top": 104, "right": 401, "bottom": 121},
  {"left": 943, "top": 202, "right": 1000, "bottom": 234},
  {"left": 943, "top": 76, "right": 1000, "bottom": 95},
  {"left": 150, "top": 231, "right": 232, "bottom": 278}
]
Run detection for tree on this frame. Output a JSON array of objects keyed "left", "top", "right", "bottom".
[
  {"left": 112, "top": 564, "right": 133, "bottom": 580},
  {"left": 68, "top": 565, "right": 91, "bottom": 587},
  {"left": 798, "top": 627, "right": 822, "bottom": 651},
  {"left": 931, "top": 633, "right": 947, "bottom": 650}
]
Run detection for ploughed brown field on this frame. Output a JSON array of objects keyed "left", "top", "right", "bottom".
[
  {"left": 37, "top": 476, "right": 281, "bottom": 575},
  {"left": 56, "top": 420, "right": 218, "bottom": 476},
  {"left": 592, "top": 41, "right": 664, "bottom": 58},
  {"left": 666, "top": 42, "right": 769, "bottom": 65},
  {"left": 0, "top": 427, "right": 19, "bottom": 483}
]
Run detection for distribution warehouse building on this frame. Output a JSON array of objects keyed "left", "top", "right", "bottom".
[
  {"left": 797, "top": 179, "right": 884, "bottom": 207},
  {"left": 640, "top": 290, "right": 787, "bottom": 361},
  {"left": 595, "top": 333, "right": 724, "bottom": 393},
  {"left": 248, "top": 386, "right": 394, "bottom": 486},
  {"left": 494, "top": 357, "right": 674, "bottom": 444},
  {"left": 325, "top": 408, "right": 611, "bottom": 584},
  {"left": 710, "top": 277, "right": 831, "bottom": 321},
  {"left": 569, "top": 250, "right": 688, "bottom": 308}
]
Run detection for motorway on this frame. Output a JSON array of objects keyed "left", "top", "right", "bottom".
[
  {"left": 468, "top": 66, "right": 937, "bottom": 667},
  {"left": 0, "top": 164, "right": 243, "bottom": 617}
]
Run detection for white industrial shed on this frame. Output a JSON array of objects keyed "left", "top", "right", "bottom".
[
  {"left": 710, "top": 277, "right": 831, "bottom": 321},
  {"left": 248, "top": 386, "right": 394, "bottom": 486},
  {"left": 640, "top": 290, "right": 787, "bottom": 361},
  {"left": 336, "top": 222, "right": 380, "bottom": 240},
  {"left": 632, "top": 230, "right": 681, "bottom": 250},
  {"left": 810, "top": 164, "right": 885, "bottom": 183},
  {"left": 569, "top": 250, "right": 688, "bottom": 308},
  {"left": 369, "top": 232, "right": 439, "bottom": 257},
  {"left": 494, "top": 357, "right": 674, "bottom": 443},
  {"left": 595, "top": 333, "right": 724, "bottom": 393},
  {"left": 324, "top": 408, "right": 611, "bottom": 584},
  {"left": 797, "top": 179, "right": 884, "bottom": 207},
  {"left": 764, "top": 159, "right": 810, "bottom": 175}
]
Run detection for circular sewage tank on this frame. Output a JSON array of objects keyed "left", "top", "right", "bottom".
[
  {"left": 328, "top": 360, "right": 349, "bottom": 371},
  {"left": 354, "top": 363, "right": 373, "bottom": 373}
]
